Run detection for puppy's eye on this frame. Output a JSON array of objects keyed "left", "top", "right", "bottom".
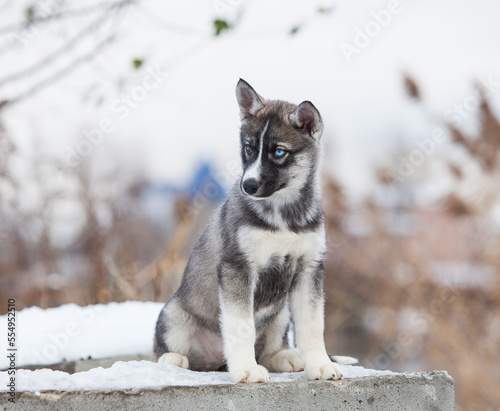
[
  {"left": 274, "top": 148, "right": 286, "bottom": 158},
  {"left": 245, "top": 145, "right": 253, "bottom": 155}
]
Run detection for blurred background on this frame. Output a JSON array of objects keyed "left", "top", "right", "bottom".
[{"left": 0, "top": 0, "right": 499, "bottom": 409}]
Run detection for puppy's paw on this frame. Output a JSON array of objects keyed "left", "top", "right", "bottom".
[
  {"left": 231, "top": 364, "right": 270, "bottom": 383},
  {"left": 158, "top": 352, "right": 189, "bottom": 369},
  {"left": 268, "top": 349, "right": 304, "bottom": 373},
  {"left": 305, "top": 359, "right": 342, "bottom": 381}
]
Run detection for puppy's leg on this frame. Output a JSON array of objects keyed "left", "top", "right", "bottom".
[
  {"left": 154, "top": 298, "right": 193, "bottom": 370},
  {"left": 219, "top": 262, "right": 269, "bottom": 383},
  {"left": 290, "top": 261, "right": 342, "bottom": 381},
  {"left": 257, "top": 307, "right": 303, "bottom": 373}
]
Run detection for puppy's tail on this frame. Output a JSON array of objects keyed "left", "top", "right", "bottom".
[{"left": 330, "top": 355, "right": 358, "bottom": 365}]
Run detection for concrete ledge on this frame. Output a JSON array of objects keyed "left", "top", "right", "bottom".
[
  {"left": 1, "top": 371, "right": 454, "bottom": 411},
  {"left": 12, "top": 354, "right": 155, "bottom": 374}
]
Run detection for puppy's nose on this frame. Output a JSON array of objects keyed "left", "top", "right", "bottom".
[{"left": 243, "top": 179, "right": 259, "bottom": 195}]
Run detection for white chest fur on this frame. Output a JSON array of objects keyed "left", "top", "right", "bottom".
[{"left": 237, "top": 226, "right": 326, "bottom": 269}]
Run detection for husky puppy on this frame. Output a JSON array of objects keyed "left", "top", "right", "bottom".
[{"left": 154, "top": 79, "right": 342, "bottom": 383}]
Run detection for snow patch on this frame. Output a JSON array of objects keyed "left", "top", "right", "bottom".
[
  {"left": 0, "top": 301, "right": 400, "bottom": 392},
  {"left": 0, "top": 301, "right": 163, "bottom": 369},
  {"left": 0, "top": 361, "right": 397, "bottom": 392}
]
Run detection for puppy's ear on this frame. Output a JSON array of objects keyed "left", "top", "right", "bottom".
[
  {"left": 289, "top": 101, "right": 323, "bottom": 139},
  {"left": 236, "top": 79, "right": 265, "bottom": 119}
]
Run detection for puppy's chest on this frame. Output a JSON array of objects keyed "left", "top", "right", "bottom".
[
  {"left": 253, "top": 253, "right": 296, "bottom": 310},
  {"left": 237, "top": 227, "right": 325, "bottom": 269},
  {"left": 244, "top": 228, "right": 324, "bottom": 311}
]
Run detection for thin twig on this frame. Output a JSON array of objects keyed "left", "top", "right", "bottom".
[
  {"left": 0, "top": 0, "right": 138, "bottom": 36},
  {"left": 6, "top": 33, "right": 117, "bottom": 106},
  {"left": 0, "top": 0, "right": 132, "bottom": 88}
]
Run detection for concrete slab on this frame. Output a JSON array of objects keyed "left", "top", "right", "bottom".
[
  {"left": 11, "top": 355, "right": 155, "bottom": 374},
  {"left": 1, "top": 370, "right": 454, "bottom": 411}
]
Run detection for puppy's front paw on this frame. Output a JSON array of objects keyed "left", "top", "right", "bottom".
[
  {"left": 268, "top": 349, "right": 304, "bottom": 372},
  {"left": 158, "top": 352, "right": 189, "bottom": 369},
  {"left": 231, "top": 364, "right": 270, "bottom": 383},
  {"left": 305, "top": 359, "right": 342, "bottom": 381}
]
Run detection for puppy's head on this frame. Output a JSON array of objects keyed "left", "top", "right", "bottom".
[{"left": 236, "top": 79, "right": 323, "bottom": 200}]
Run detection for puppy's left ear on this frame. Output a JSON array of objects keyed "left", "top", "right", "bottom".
[
  {"left": 289, "top": 101, "right": 323, "bottom": 139},
  {"left": 236, "top": 79, "right": 265, "bottom": 119}
]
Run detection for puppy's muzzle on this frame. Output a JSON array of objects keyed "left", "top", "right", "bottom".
[{"left": 242, "top": 178, "right": 260, "bottom": 195}]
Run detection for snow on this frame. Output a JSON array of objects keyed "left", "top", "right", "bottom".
[
  {"left": 0, "top": 301, "right": 397, "bottom": 392},
  {"left": 0, "top": 301, "right": 163, "bottom": 369},
  {"left": 0, "top": 361, "right": 397, "bottom": 392}
]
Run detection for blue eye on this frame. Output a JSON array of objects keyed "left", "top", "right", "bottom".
[
  {"left": 245, "top": 145, "right": 253, "bottom": 155},
  {"left": 274, "top": 149, "right": 286, "bottom": 158}
]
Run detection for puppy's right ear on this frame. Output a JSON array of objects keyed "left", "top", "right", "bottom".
[{"left": 236, "top": 79, "right": 265, "bottom": 119}]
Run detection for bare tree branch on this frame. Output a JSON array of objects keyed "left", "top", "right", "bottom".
[
  {"left": 5, "top": 33, "right": 117, "bottom": 106},
  {"left": 0, "top": 0, "right": 133, "bottom": 89},
  {"left": 0, "top": 0, "right": 137, "bottom": 36}
]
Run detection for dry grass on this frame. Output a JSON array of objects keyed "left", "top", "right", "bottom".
[{"left": 321, "top": 77, "right": 500, "bottom": 411}]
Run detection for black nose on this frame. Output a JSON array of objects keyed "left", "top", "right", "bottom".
[{"left": 243, "top": 179, "right": 259, "bottom": 195}]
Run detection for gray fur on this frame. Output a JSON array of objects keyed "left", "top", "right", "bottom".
[{"left": 154, "top": 79, "right": 336, "bottom": 380}]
